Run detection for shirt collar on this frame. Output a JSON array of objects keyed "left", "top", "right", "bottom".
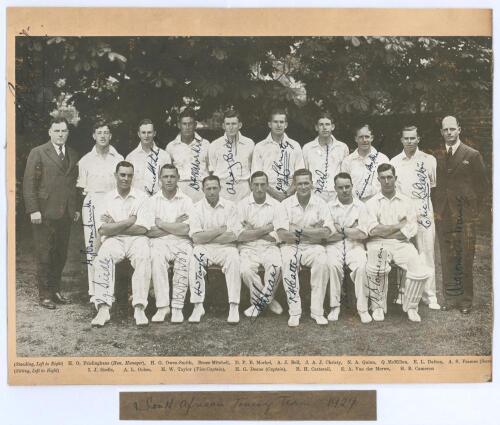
[
  {"left": 173, "top": 132, "right": 203, "bottom": 145},
  {"left": 264, "top": 132, "right": 290, "bottom": 145},
  {"left": 329, "top": 196, "right": 357, "bottom": 208},
  {"left": 352, "top": 146, "right": 377, "bottom": 159},
  {"left": 203, "top": 196, "right": 226, "bottom": 210},
  {"left": 51, "top": 142, "right": 65, "bottom": 153},
  {"left": 113, "top": 188, "right": 139, "bottom": 200},
  {"left": 400, "top": 147, "right": 422, "bottom": 161},
  {"left": 91, "top": 144, "right": 119, "bottom": 156},
  {"left": 248, "top": 193, "right": 274, "bottom": 206},
  {"left": 133, "top": 142, "right": 160, "bottom": 154},
  {"left": 445, "top": 139, "right": 461, "bottom": 155},
  {"left": 291, "top": 193, "right": 319, "bottom": 208},
  {"left": 311, "top": 135, "right": 340, "bottom": 148},
  {"left": 374, "top": 190, "right": 404, "bottom": 202},
  {"left": 154, "top": 188, "right": 186, "bottom": 201}
]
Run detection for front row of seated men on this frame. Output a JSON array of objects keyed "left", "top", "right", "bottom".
[{"left": 91, "top": 160, "right": 430, "bottom": 328}]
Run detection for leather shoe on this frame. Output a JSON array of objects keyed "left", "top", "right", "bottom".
[
  {"left": 52, "top": 292, "right": 71, "bottom": 304},
  {"left": 460, "top": 307, "right": 471, "bottom": 315},
  {"left": 40, "top": 298, "right": 56, "bottom": 309}
]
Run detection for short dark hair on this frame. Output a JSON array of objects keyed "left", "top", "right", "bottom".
[
  {"left": 377, "top": 163, "right": 396, "bottom": 176},
  {"left": 49, "top": 117, "right": 69, "bottom": 129},
  {"left": 250, "top": 171, "right": 268, "bottom": 184},
  {"left": 115, "top": 160, "right": 134, "bottom": 173},
  {"left": 138, "top": 118, "right": 154, "bottom": 131},
  {"left": 160, "top": 163, "right": 179, "bottom": 176},
  {"left": 334, "top": 172, "right": 353, "bottom": 185},
  {"left": 402, "top": 125, "right": 418, "bottom": 136},
  {"left": 223, "top": 108, "right": 241, "bottom": 121},
  {"left": 202, "top": 174, "right": 220, "bottom": 188},
  {"left": 179, "top": 108, "right": 197, "bottom": 121},
  {"left": 93, "top": 120, "right": 111, "bottom": 133},
  {"left": 293, "top": 168, "right": 312, "bottom": 181},
  {"left": 317, "top": 111, "right": 334, "bottom": 124},
  {"left": 354, "top": 123, "right": 373, "bottom": 137},
  {"left": 268, "top": 107, "right": 288, "bottom": 122}
]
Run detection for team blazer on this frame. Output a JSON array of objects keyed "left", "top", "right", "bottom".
[
  {"left": 23, "top": 141, "right": 79, "bottom": 220},
  {"left": 432, "top": 141, "right": 488, "bottom": 219}
]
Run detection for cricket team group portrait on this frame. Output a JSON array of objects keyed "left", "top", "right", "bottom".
[{"left": 14, "top": 35, "right": 492, "bottom": 357}]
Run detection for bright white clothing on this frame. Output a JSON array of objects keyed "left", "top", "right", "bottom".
[
  {"left": 77, "top": 145, "right": 124, "bottom": 296},
  {"left": 326, "top": 197, "right": 369, "bottom": 312},
  {"left": 149, "top": 189, "right": 194, "bottom": 308},
  {"left": 341, "top": 147, "right": 389, "bottom": 201},
  {"left": 209, "top": 133, "right": 254, "bottom": 201},
  {"left": 126, "top": 143, "right": 171, "bottom": 196},
  {"left": 302, "top": 136, "right": 349, "bottom": 195},
  {"left": 252, "top": 133, "right": 304, "bottom": 195},
  {"left": 166, "top": 133, "right": 210, "bottom": 200},
  {"left": 391, "top": 148, "right": 438, "bottom": 303},
  {"left": 189, "top": 197, "right": 242, "bottom": 238}
]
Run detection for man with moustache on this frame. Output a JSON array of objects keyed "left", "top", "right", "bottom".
[
  {"left": 252, "top": 108, "right": 304, "bottom": 202},
  {"left": 433, "top": 116, "right": 488, "bottom": 314},
  {"left": 146, "top": 164, "right": 193, "bottom": 324},
  {"left": 303, "top": 112, "right": 349, "bottom": 202},
  {"left": 341, "top": 124, "right": 389, "bottom": 202},
  {"left": 209, "top": 109, "right": 255, "bottom": 202},
  {"left": 126, "top": 119, "right": 171, "bottom": 196},
  {"left": 23, "top": 117, "right": 80, "bottom": 309},
  {"left": 390, "top": 125, "right": 440, "bottom": 310},
  {"left": 91, "top": 161, "right": 151, "bottom": 327},
  {"left": 77, "top": 121, "right": 124, "bottom": 302},
  {"left": 188, "top": 175, "right": 242, "bottom": 324},
  {"left": 237, "top": 171, "right": 283, "bottom": 318},
  {"left": 276, "top": 169, "right": 332, "bottom": 327},
  {"left": 166, "top": 108, "right": 210, "bottom": 203},
  {"left": 365, "top": 164, "right": 430, "bottom": 322},
  {"left": 326, "top": 173, "right": 371, "bottom": 323}
]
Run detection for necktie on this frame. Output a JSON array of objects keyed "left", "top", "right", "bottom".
[
  {"left": 446, "top": 146, "right": 453, "bottom": 161},
  {"left": 58, "top": 145, "right": 65, "bottom": 162}
]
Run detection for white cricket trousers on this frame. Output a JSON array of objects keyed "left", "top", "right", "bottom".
[
  {"left": 326, "top": 240, "right": 369, "bottom": 313},
  {"left": 366, "top": 239, "right": 430, "bottom": 313},
  {"left": 82, "top": 192, "right": 106, "bottom": 298},
  {"left": 150, "top": 237, "right": 192, "bottom": 309},
  {"left": 280, "top": 243, "right": 329, "bottom": 317},
  {"left": 189, "top": 244, "right": 241, "bottom": 304},
  {"left": 93, "top": 236, "right": 151, "bottom": 309},
  {"left": 415, "top": 219, "right": 437, "bottom": 304},
  {"left": 240, "top": 244, "right": 283, "bottom": 307}
]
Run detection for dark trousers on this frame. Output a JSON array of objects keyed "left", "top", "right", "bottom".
[
  {"left": 32, "top": 215, "right": 72, "bottom": 299},
  {"left": 435, "top": 202, "right": 476, "bottom": 308}
]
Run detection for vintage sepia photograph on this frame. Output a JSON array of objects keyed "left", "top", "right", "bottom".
[{"left": 13, "top": 30, "right": 492, "bottom": 360}]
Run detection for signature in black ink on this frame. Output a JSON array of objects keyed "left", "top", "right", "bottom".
[
  {"left": 93, "top": 256, "right": 114, "bottom": 304},
  {"left": 223, "top": 138, "right": 242, "bottom": 195},
  {"left": 411, "top": 161, "right": 432, "bottom": 229},
  {"left": 314, "top": 144, "right": 329, "bottom": 194},
  {"left": 145, "top": 146, "right": 160, "bottom": 196},
  {"left": 193, "top": 251, "right": 206, "bottom": 297},
  {"left": 367, "top": 247, "right": 387, "bottom": 309},
  {"left": 284, "top": 229, "right": 302, "bottom": 304},
  {"left": 272, "top": 139, "right": 294, "bottom": 194},
  {"left": 171, "top": 248, "right": 190, "bottom": 304},
  {"left": 189, "top": 140, "right": 202, "bottom": 191},
  {"left": 250, "top": 264, "right": 280, "bottom": 316},
  {"left": 447, "top": 196, "right": 465, "bottom": 296},
  {"left": 80, "top": 198, "right": 97, "bottom": 265},
  {"left": 356, "top": 152, "right": 379, "bottom": 199}
]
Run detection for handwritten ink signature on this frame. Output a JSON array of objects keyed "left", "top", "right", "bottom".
[
  {"left": 189, "top": 140, "right": 202, "bottom": 191},
  {"left": 314, "top": 144, "right": 329, "bottom": 195},
  {"left": 411, "top": 161, "right": 432, "bottom": 229},
  {"left": 272, "top": 139, "right": 294, "bottom": 194},
  {"left": 447, "top": 196, "right": 465, "bottom": 296},
  {"left": 145, "top": 146, "right": 160, "bottom": 196},
  {"left": 93, "top": 256, "right": 114, "bottom": 304},
  {"left": 366, "top": 247, "right": 387, "bottom": 309},
  {"left": 171, "top": 247, "right": 190, "bottom": 304},
  {"left": 284, "top": 229, "right": 302, "bottom": 304},
  {"left": 223, "top": 138, "right": 242, "bottom": 195},
  {"left": 356, "top": 152, "right": 378, "bottom": 200},
  {"left": 80, "top": 198, "right": 97, "bottom": 265},
  {"left": 250, "top": 264, "right": 280, "bottom": 315},
  {"left": 193, "top": 251, "right": 206, "bottom": 297}
]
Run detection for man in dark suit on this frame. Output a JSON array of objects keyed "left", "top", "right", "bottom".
[
  {"left": 23, "top": 117, "right": 80, "bottom": 309},
  {"left": 433, "top": 115, "right": 488, "bottom": 314}
]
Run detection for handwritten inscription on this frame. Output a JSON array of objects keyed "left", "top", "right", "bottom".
[
  {"left": 448, "top": 196, "right": 465, "bottom": 296},
  {"left": 80, "top": 198, "right": 97, "bottom": 265},
  {"left": 145, "top": 146, "right": 160, "bottom": 196},
  {"left": 411, "top": 161, "right": 432, "bottom": 229},
  {"left": 367, "top": 247, "right": 387, "bottom": 310},
  {"left": 250, "top": 264, "right": 280, "bottom": 314},
  {"left": 356, "top": 152, "right": 379, "bottom": 200},
  {"left": 92, "top": 256, "right": 114, "bottom": 305},
  {"left": 223, "top": 138, "right": 242, "bottom": 195},
  {"left": 192, "top": 251, "right": 206, "bottom": 297},
  {"left": 272, "top": 139, "right": 294, "bottom": 194},
  {"left": 314, "top": 144, "right": 329, "bottom": 194},
  {"left": 171, "top": 247, "right": 190, "bottom": 304},
  {"left": 283, "top": 229, "right": 302, "bottom": 304},
  {"left": 189, "top": 140, "right": 202, "bottom": 191}
]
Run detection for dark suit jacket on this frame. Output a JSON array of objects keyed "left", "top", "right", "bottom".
[
  {"left": 432, "top": 141, "right": 488, "bottom": 219},
  {"left": 23, "top": 141, "right": 79, "bottom": 220}
]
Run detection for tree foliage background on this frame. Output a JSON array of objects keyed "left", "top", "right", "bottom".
[{"left": 14, "top": 35, "right": 492, "bottom": 210}]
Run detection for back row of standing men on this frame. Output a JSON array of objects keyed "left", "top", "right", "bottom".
[{"left": 23, "top": 108, "right": 488, "bottom": 328}]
